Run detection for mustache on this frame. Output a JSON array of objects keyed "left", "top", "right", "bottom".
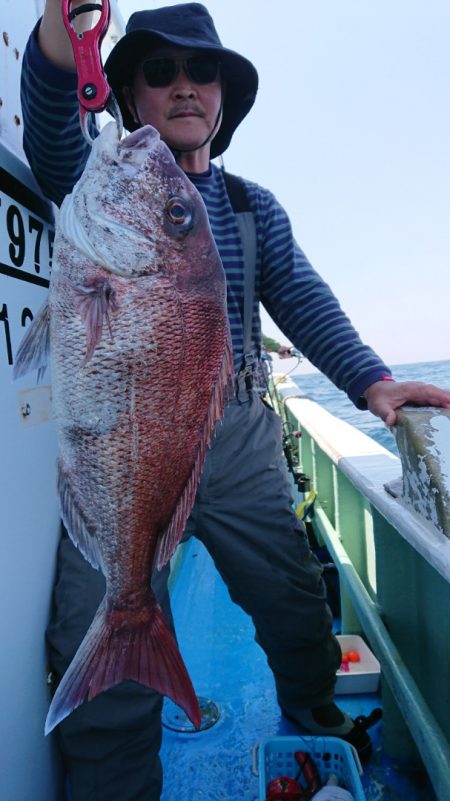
[{"left": 167, "top": 104, "right": 205, "bottom": 118}]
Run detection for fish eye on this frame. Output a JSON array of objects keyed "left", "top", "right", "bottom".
[{"left": 165, "top": 196, "right": 192, "bottom": 227}]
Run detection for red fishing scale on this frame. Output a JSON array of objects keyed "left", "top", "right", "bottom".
[{"left": 61, "top": 0, "right": 123, "bottom": 141}]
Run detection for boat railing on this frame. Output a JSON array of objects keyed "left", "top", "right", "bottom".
[{"left": 272, "top": 375, "right": 450, "bottom": 801}]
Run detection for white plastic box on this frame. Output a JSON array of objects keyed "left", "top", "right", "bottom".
[{"left": 335, "top": 635, "right": 380, "bottom": 694}]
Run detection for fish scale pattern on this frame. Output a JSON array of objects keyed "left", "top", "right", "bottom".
[{"left": 15, "top": 123, "right": 233, "bottom": 735}]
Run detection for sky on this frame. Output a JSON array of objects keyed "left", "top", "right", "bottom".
[{"left": 114, "top": 0, "right": 450, "bottom": 374}]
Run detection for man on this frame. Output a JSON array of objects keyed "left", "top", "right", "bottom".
[{"left": 20, "top": 3, "right": 450, "bottom": 800}]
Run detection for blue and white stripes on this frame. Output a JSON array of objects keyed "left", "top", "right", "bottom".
[{"left": 20, "top": 21, "right": 391, "bottom": 406}]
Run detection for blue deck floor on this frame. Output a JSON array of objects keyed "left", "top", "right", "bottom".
[{"left": 160, "top": 538, "right": 437, "bottom": 801}]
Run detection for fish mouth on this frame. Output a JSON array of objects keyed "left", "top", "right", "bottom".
[
  {"left": 120, "top": 125, "right": 161, "bottom": 151},
  {"left": 117, "top": 125, "right": 175, "bottom": 177}
]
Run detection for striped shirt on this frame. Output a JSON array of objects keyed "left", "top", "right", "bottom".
[{"left": 21, "top": 23, "right": 391, "bottom": 406}]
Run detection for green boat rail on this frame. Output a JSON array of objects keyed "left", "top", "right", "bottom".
[{"left": 272, "top": 376, "right": 450, "bottom": 801}]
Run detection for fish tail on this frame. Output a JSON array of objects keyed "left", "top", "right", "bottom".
[{"left": 45, "top": 597, "right": 200, "bottom": 735}]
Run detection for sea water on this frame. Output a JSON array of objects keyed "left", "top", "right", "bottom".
[{"left": 292, "top": 359, "right": 450, "bottom": 456}]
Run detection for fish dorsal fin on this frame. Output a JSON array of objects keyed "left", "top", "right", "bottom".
[
  {"left": 58, "top": 461, "right": 103, "bottom": 571},
  {"left": 13, "top": 301, "right": 50, "bottom": 381},
  {"left": 155, "top": 337, "right": 233, "bottom": 569}
]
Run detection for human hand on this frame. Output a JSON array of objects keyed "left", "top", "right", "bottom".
[
  {"left": 278, "top": 345, "right": 301, "bottom": 360},
  {"left": 278, "top": 345, "right": 293, "bottom": 359},
  {"left": 39, "top": 0, "right": 95, "bottom": 70},
  {"left": 364, "top": 380, "right": 450, "bottom": 426}
]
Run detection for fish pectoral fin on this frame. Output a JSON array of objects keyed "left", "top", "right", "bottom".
[
  {"left": 73, "top": 277, "right": 118, "bottom": 362},
  {"left": 13, "top": 300, "right": 50, "bottom": 381},
  {"left": 58, "top": 461, "right": 103, "bottom": 571}
]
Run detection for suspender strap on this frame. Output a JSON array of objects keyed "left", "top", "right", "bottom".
[
  {"left": 237, "top": 212, "right": 257, "bottom": 360},
  {"left": 222, "top": 171, "right": 258, "bottom": 380},
  {"left": 222, "top": 170, "right": 250, "bottom": 212}
]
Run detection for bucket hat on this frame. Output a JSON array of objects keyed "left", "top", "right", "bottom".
[{"left": 105, "top": 3, "right": 258, "bottom": 158}]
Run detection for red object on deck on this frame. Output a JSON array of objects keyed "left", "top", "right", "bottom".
[
  {"left": 266, "top": 775, "right": 305, "bottom": 800},
  {"left": 294, "top": 751, "right": 322, "bottom": 795}
]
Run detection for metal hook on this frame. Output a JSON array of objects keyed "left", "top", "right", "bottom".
[{"left": 79, "top": 92, "right": 123, "bottom": 146}]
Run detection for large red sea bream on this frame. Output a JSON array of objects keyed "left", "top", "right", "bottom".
[{"left": 14, "top": 121, "right": 233, "bottom": 734}]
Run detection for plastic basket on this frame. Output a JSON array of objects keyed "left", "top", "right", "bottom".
[{"left": 258, "top": 735, "right": 366, "bottom": 801}]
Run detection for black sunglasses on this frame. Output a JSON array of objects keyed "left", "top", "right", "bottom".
[{"left": 141, "top": 55, "right": 221, "bottom": 88}]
